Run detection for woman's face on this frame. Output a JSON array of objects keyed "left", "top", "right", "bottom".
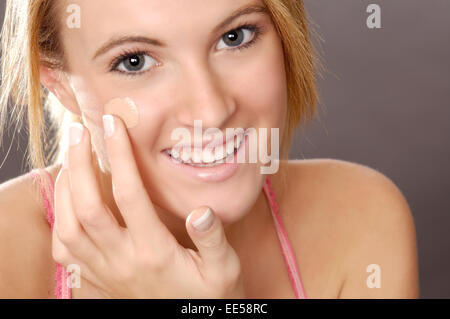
[{"left": 58, "top": 0, "right": 287, "bottom": 224}]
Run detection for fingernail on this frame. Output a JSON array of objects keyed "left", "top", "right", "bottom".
[
  {"left": 190, "top": 208, "right": 214, "bottom": 232},
  {"left": 69, "top": 122, "right": 84, "bottom": 146},
  {"left": 103, "top": 114, "right": 115, "bottom": 139}
]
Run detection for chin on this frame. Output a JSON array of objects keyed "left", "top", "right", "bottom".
[
  {"left": 137, "top": 129, "right": 270, "bottom": 223},
  {"left": 149, "top": 161, "right": 267, "bottom": 225}
]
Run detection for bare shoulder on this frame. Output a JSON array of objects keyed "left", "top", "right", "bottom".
[
  {"left": 279, "top": 159, "right": 419, "bottom": 298},
  {"left": 0, "top": 169, "right": 56, "bottom": 298}
]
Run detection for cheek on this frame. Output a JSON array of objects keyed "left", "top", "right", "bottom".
[
  {"left": 229, "top": 41, "right": 287, "bottom": 129},
  {"left": 69, "top": 74, "right": 168, "bottom": 172},
  {"left": 127, "top": 99, "right": 167, "bottom": 153}
]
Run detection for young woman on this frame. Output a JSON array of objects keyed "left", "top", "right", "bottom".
[{"left": 0, "top": 0, "right": 419, "bottom": 298}]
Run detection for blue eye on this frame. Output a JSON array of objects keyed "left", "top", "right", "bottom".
[
  {"left": 110, "top": 23, "right": 262, "bottom": 76},
  {"left": 113, "top": 53, "right": 156, "bottom": 73},
  {"left": 216, "top": 26, "right": 259, "bottom": 51}
]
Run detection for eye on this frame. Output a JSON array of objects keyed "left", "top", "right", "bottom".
[
  {"left": 216, "top": 25, "right": 259, "bottom": 51},
  {"left": 109, "top": 23, "right": 263, "bottom": 76},
  {"left": 112, "top": 52, "right": 157, "bottom": 73}
]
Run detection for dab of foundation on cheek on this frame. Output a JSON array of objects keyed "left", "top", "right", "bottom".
[{"left": 104, "top": 97, "right": 139, "bottom": 129}]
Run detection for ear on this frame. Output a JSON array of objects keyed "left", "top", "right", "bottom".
[{"left": 39, "top": 65, "right": 81, "bottom": 116}]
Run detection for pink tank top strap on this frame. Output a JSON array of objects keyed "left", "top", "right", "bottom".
[
  {"left": 29, "top": 168, "right": 72, "bottom": 300},
  {"left": 29, "top": 168, "right": 55, "bottom": 227},
  {"left": 263, "top": 176, "right": 307, "bottom": 299}
]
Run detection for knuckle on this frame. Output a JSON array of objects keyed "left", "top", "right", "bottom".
[
  {"left": 55, "top": 226, "right": 80, "bottom": 245},
  {"left": 76, "top": 204, "right": 103, "bottom": 227},
  {"left": 140, "top": 253, "right": 166, "bottom": 272},
  {"left": 52, "top": 242, "right": 70, "bottom": 265},
  {"left": 202, "top": 231, "right": 225, "bottom": 249},
  {"left": 113, "top": 186, "right": 138, "bottom": 208},
  {"left": 205, "top": 252, "right": 242, "bottom": 291},
  {"left": 137, "top": 246, "right": 173, "bottom": 272},
  {"left": 225, "top": 260, "right": 242, "bottom": 283},
  {"left": 224, "top": 251, "right": 243, "bottom": 281}
]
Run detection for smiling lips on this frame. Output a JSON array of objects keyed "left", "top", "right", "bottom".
[
  {"left": 165, "top": 129, "right": 247, "bottom": 166},
  {"left": 162, "top": 132, "right": 248, "bottom": 182}
]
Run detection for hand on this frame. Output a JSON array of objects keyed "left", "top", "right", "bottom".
[{"left": 52, "top": 115, "right": 246, "bottom": 298}]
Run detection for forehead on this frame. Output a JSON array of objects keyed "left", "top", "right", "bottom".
[{"left": 59, "top": 0, "right": 266, "bottom": 54}]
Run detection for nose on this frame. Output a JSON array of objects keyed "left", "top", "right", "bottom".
[{"left": 174, "top": 57, "right": 236, "bottom": 130}]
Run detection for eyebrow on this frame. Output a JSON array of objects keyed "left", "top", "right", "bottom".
[{"left": 92, "top": 3, "right": 269, "bottom": 60}]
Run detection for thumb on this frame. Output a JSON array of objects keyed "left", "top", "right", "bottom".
[{"left": 186, "top": 206, "right": 230, "bottom": 269}]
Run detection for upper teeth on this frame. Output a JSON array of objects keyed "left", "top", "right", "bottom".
[{"left": 167, "top": 132, "right": 245, "bottom": 164}]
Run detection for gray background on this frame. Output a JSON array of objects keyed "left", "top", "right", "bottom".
[{"left": 1, "top": 1, "right": 449, "bottom": 298}]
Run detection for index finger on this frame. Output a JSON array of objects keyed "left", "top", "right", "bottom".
[{"left": 102, "top": 112, "right": 174, "bottom": 251}]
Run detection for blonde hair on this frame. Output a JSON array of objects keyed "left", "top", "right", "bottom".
[{"left": 0, "top": 0, "right": 320, "bottom": 178}]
